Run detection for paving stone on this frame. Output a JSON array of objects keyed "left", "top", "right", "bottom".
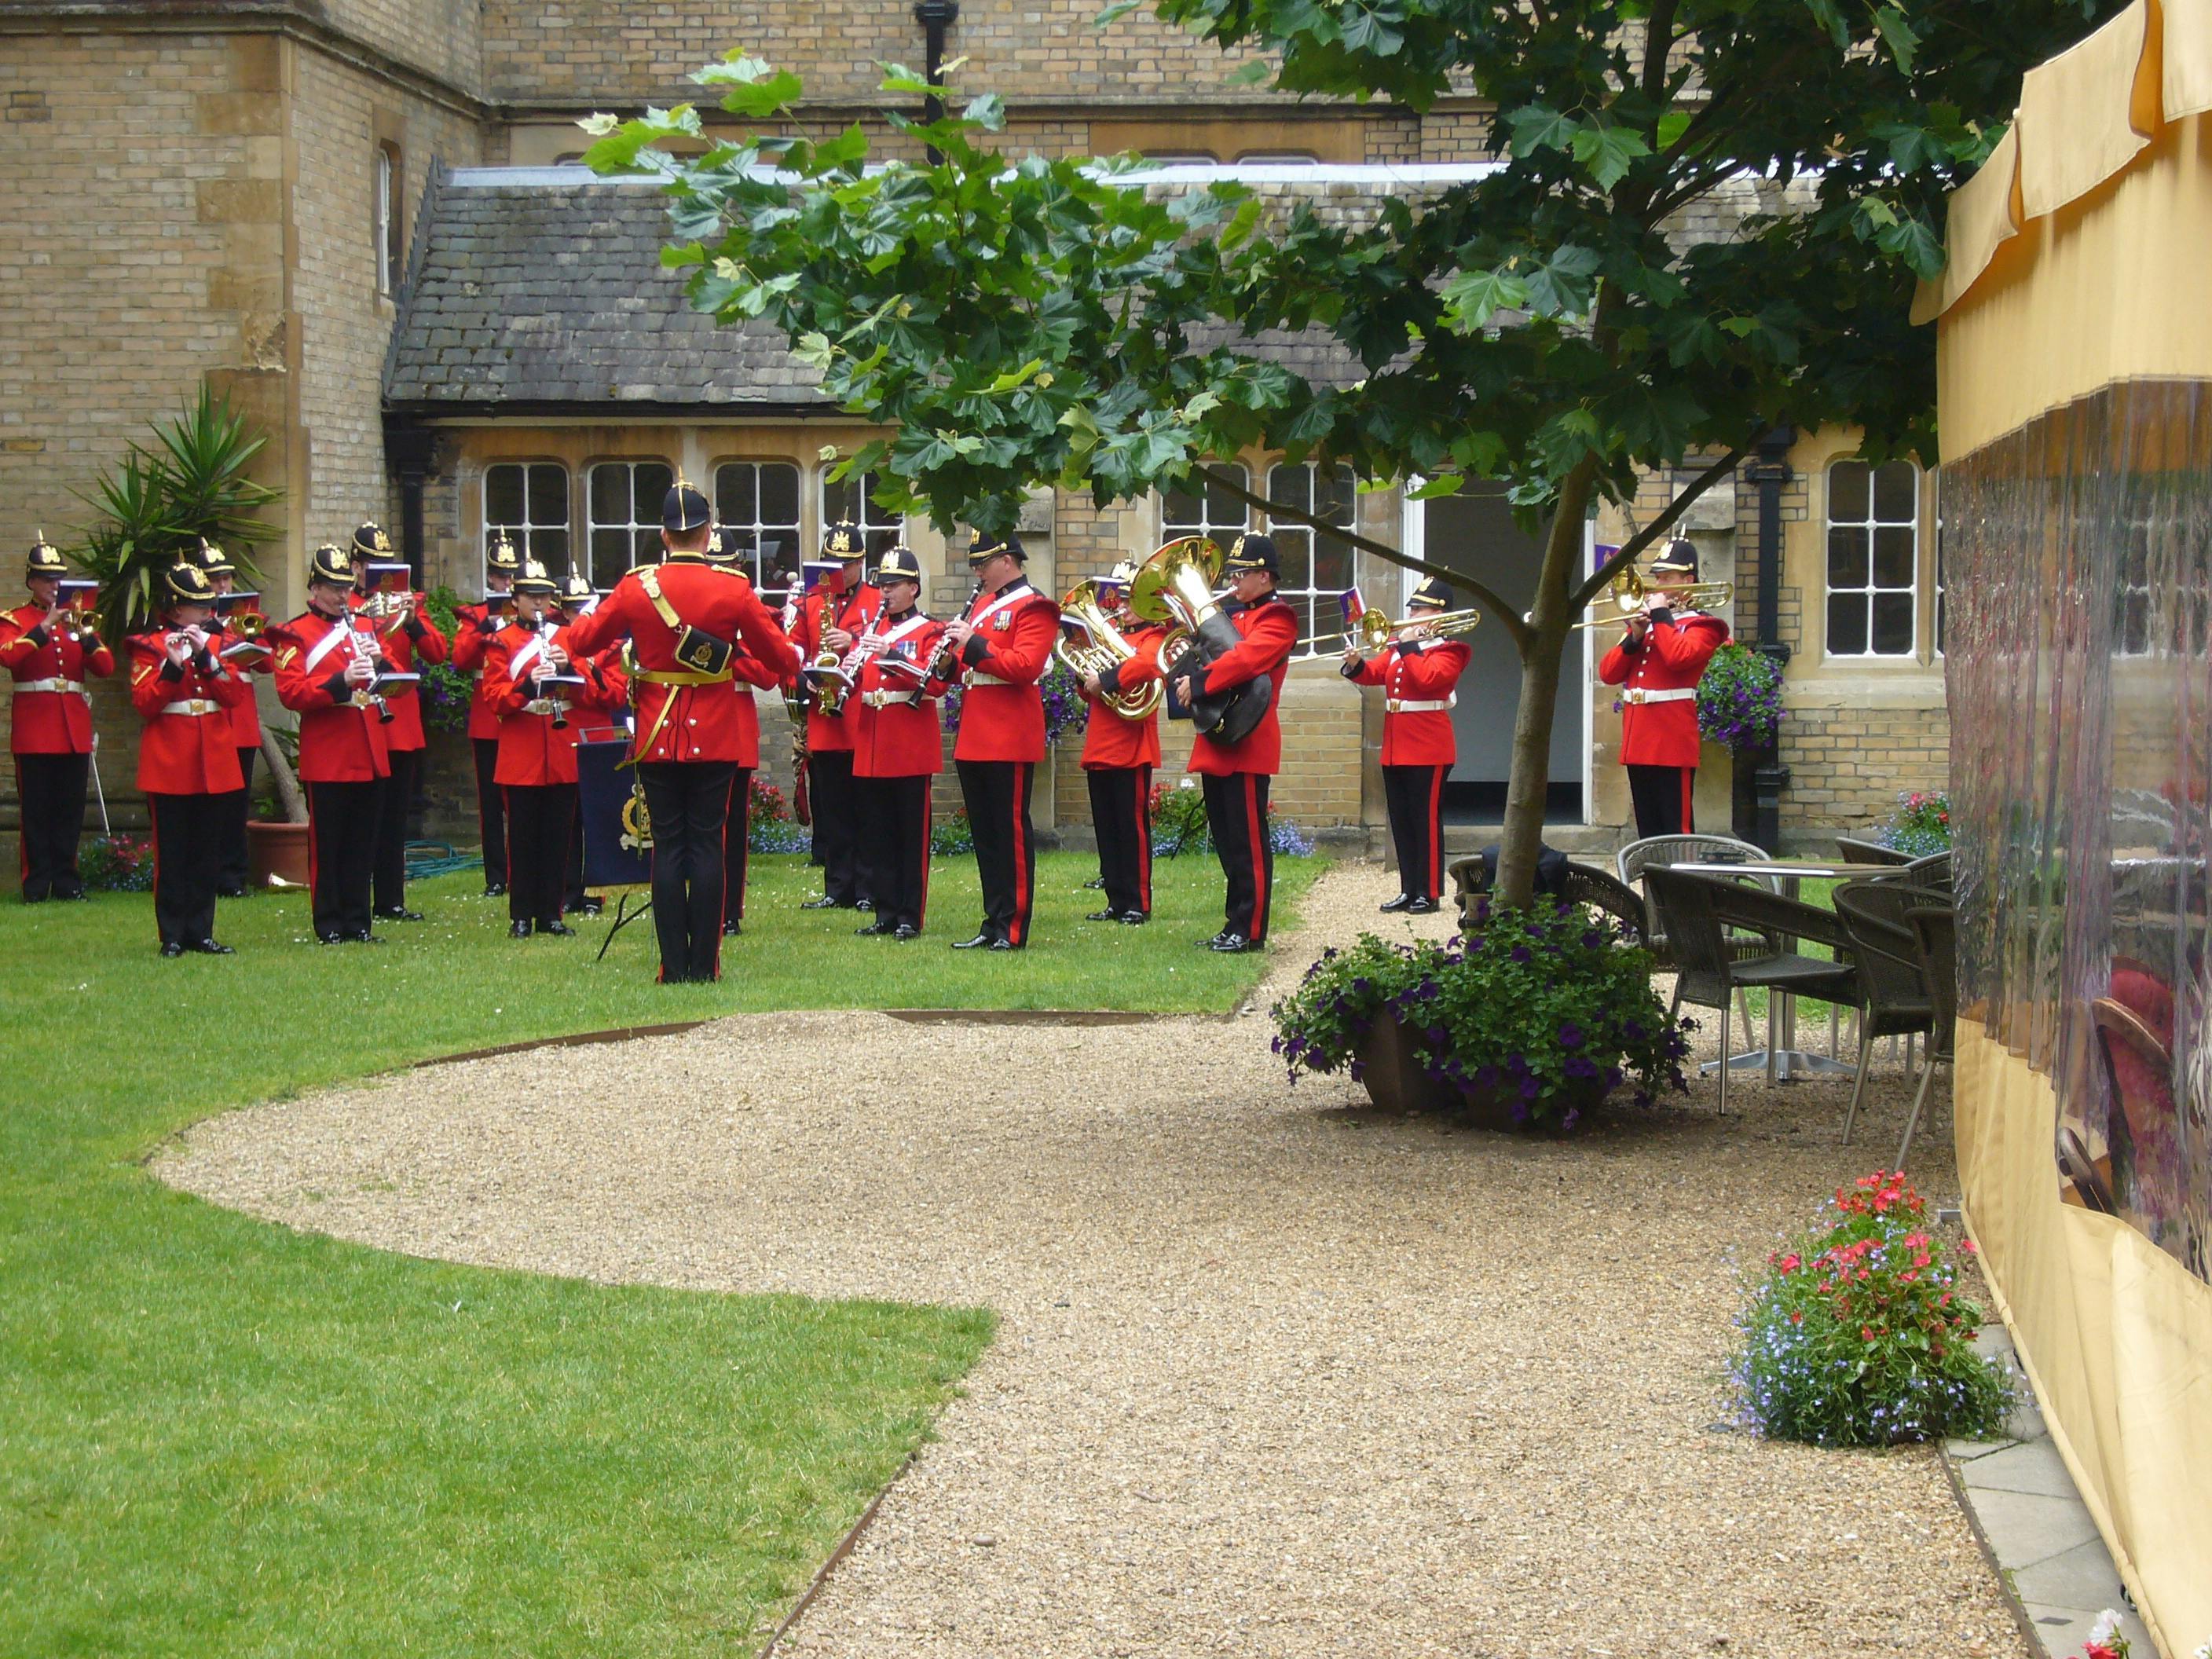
[
  {"left": 1958, "top": 1438, "right": 2078, "bottom": 1500},
  {"left": 1968, "top": 1488, "right": 2103, "bottom": 1569}
]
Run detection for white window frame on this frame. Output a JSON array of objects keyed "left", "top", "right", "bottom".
[
  {"left": 1824, "top": 458, "right": 1922, "bottom": 660},
  {"left": 820, "top": 469, "right": 905, "bottom": 560},
  {"left": 482, "top": 461, "right": 573, "bottom": 584},
  {"left": 375, "top": 145, "right": 399, "bottom": 298},
  {"left": 587, "top": 460, "right": 674, "bottom": 590},
  {"left": 1265, "top": 461, "right": 1358, "bottom": 660},
  {"left": 714, "top": 460, "right": 804, "bottom": 604},
  {"left": 1161, "top": 464, "right": 1252, "bottom": 548}
]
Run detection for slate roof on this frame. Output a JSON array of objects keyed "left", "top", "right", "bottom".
[{"left": 383, "top": 168, "right": 1404, "bottom": 412}]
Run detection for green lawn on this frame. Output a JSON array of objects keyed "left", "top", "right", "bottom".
[{"left": 0, "top": 849, "right": 1320, "bottom": 1656}]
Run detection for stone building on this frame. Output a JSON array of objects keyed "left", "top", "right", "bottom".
[{"left": 0, "top": 0, "right": 1947, "bottom": 857}]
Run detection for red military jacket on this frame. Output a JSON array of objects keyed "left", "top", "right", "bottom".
[
  {"left": 482, "top": 622, "right": 584, "bottom": 787},
  {"left": 348, "top": 590, "right": 449, "bottom": 752},
  {"left": 1079, "top": 621, "right": 1167, "bottom": 771},
  {"left": 786, "top": 581, "right": 880, "bottom": 753},
  {"left": 449, "top": 599, "right": 512, "bottom": 741},
  {"left": 1599, "top": 607, "right": 1729, "bottom": 769},
  {"left": 951, "top": 578, "right": 1060, "bottom": 764},
  {"left": 1348, "top": 637, "right": 1471, "bottom": 767},
  {"left": 208, "top": 613, "right": 267, "bottom": 749},
  {"left": 127, "top": 632, "right": 251, "bottom": 794},
  {"left": 851, "top": 607, "right": 947, "bottom": 779},
  {"left": 1188, "top": 596, "right": 1298, "bottom": 777},
  {"left": 570, "top": 643, "right": 632, "bottom": 744},
  {"left": 270, "top": 609, "right": 393, "bottom": 783},
  {"left": 555, "top": 557, "right": 799, "bottom": 767},
  {"left": 0, "top": 602, "right": 115, "bottom": 754},
  {"left": 709, "top": 572, "right": 788, "bottom": 771}
]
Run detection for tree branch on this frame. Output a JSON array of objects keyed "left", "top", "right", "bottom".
[
  {"left": 1194, "top": 464, "right": 1534, "bottom": 654},
  {"left": 1641, "top": 0, "right": 1679, "bottom": 105},
  {"left": 1568, "top": 437, "right": 1759, "bottom": 613}
]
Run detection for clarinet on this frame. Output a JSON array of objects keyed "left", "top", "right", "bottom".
[
  {"left": 346, "top": 610, "right": 394, "bottom": 724},
  {"left": 538, "top": 618, "right": 569, "bottom": 730},
  {"left": 927, "top": 581, "right": 985, "bottom": 683}
]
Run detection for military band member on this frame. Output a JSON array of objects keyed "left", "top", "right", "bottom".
[
  {"left": 554, "top": 571, "right": 624, "bottom": 919},
  {"left": 1076, "top": 559, "right": 1166, "bottom": 925},
  {"left": 1342, "top": 576, "right": 1470, "bottom": 914},
  {"left": 705, "top": 526, "right": 786, "bottom": 934},
  {"left": 1168, "top": 533, "right": 1297, "bottom": 953},
  {"left": 128, "top": 562, "right": 251, "bottom": 955},
  {"left": 555, "top": 478, "right": 800, "bottom": 983},
  {"left": 271, "top": 543, "right": 394, "bottom": 943},
  {"left": 1, "top": 533, "right": 114, "bottom": 901},
  {"left": 944, "top": 526, "right": 1060, "bottom": 950},
  {"left": 450, "top": 534, "right": 521, "bottom": 896},
  {"left": 787, "top": 523, "right": 877, "bottom": 910},
  {"left": 480, "top": 559, "right": 581, "bottom": 939},
  {"left": 1599, "top": 538, "right": 1729, "bottom": 838},
  {"left": 348, "top": 522, "right": 446, "bottom": 922},
  {"left": 196, "top": 538, "right": 268, "bottom": 896},
  {"left": 850, "top": 546, "right": 946, "bottom": 940}
]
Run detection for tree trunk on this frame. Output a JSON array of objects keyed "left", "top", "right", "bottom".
[
  {"left": 1494, "top": 460, "right": 1599, "bottom": 910},
  {"left": 260, "top": 731, "right": 308, "bottom": 824}
]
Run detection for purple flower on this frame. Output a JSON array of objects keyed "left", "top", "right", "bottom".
[
  {"left": 1510, "top": 945, "right": 1533, "bottom": 964},
  {"left": 1558, "top": 1021, "right": 1585, "bottom": 1048}
]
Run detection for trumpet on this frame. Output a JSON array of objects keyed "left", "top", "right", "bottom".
[
  {"left": 1055, "top": 577, "right": 1165, "bottom": 721},
  {"left": 1311, "top": 604, "right": 1484, "bottom": 654}
]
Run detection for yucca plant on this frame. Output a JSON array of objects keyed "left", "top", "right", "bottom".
[{"left": 73, "top": 385, "right": 283, "bottom": 646}]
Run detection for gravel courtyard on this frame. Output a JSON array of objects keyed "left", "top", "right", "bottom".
[{"left": 162, "top": 863, "right": 2026, "bottom": 1657}]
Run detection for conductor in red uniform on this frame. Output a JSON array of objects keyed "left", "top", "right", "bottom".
[
  {"left": 850, "top": 545, "right": 946, "bottom": 940},
  {"left": 1075, "top": 559, "right": 1166, "bottom": 925},
  {"left": 705, "top": 528, "right": 787, "bottom": 935},
  {"left": 129, "top": 562, "right": 252, "bottom": 955},
  {"left": 480, "top": 558, "right": 581, "bottom": 939},
  {"left": 555, "top": 478, "right": 800, "bottom": 982},
  {"left": 943, "top": 527, "right": 1060, "bottom": 950},
  {"left": 272, "top": 542, "right": 395, "bottom": 943},
  {"left": 1342, "top": 576, "right": 1471, "bottom": 914},
  {"left": 1, "top": 533, "right": 115, "bottom": 901},
  {"left": 1599, "top": 539, "right": 1728, "bottom": 838},
  {"left": 1170, "top": 533, "right": 1298, "bottom": 953},
  {"left": 349, "top": 522, "right": 448, "bottom": 923},
  {"left": 450, "top": 534, "right": 521, "bottom": 896},
  {"left": 786, "top": 523, "right": 877, "bottom": 911},
  {"left": 196, "top": 539, "right": 269, "bottom": 896}
]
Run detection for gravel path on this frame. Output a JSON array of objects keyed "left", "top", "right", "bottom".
[{"left": 162, "top": 863, "right": 2026, "bottom": 1658}]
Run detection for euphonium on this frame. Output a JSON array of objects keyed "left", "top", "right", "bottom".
[{"left": 1055, "top": 577, "right": 1164, "bottom": 721}]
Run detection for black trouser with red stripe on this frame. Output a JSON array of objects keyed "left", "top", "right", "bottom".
[
  {"left": 857, "top": 773, "right": 932, "bottom": 932},
  {"left": 808, "top": 747, "right": 862, "bottom": 903},
  {"left": 148, "top": 790, "right": 222, "bottom": 948},
  {"left": 1086, "top": 763, "right": 1153, "bottom": 917},
  {"left": 373, "top": 745, "right": 421, "bottom": 913},
  {"left": 15, "top": 750, "right": 91, "bottom": 900},
  {"left": 638, "top": 759, "right": 738, "bottom": 981},
  {"left": 215, "top": 745, "right": 256, "bottom": 892},
  {"left": 723, "top": 769, "right": 751, "bottom": 921},
  {"left": 472, "top": 736, "right": 507, "bottom": 889},
  {"left": 306, "top": 778, "right": 383, "bottom": 939},
  {"left": 504, "top": 782, "right": 576, "bottom": 928},
  {"left": 957, "top": 757, "right": 1035, "bottom": 946},
  {"left": 1626, "top": 763, "right": 1697, "bottom": 840},
  {"left": 1382, "top": 763, "right": 1448, "bottom": 901},
  {"left": 1202, "top": 771, "right": 1273, "bottom": 943}
]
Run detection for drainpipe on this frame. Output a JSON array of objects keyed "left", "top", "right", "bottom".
[
  {"left": 383, "top": 416, "right": 440, "bottom": 585},
  {"left": 915, "top": 0, "right": 960, "bottom": 160},
  {"left": 1741, "top": 423, "right": 1796, "bottom": 852}
]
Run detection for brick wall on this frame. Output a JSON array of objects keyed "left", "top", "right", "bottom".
[{"left": 324, "top": 0, "right": 484, "bottom": 101}]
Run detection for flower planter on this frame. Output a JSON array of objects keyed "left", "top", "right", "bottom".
[
  {"left": 247, "top": 819, "right": 312, "bottom": 889},
  {"left": 1350, "top": 1009, "right": 1461, "bottom": 1115}
]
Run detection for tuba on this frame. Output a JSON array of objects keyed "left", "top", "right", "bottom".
[
  {"left": 1055, "top": 577, "right": 1165, "bottom": 721},
  {"left": 1126, "top": 535, "right": 1270, "bottom": 745}
]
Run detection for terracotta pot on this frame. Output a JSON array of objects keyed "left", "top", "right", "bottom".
[
  {"left": 247, "top": 819, "right": 313, "bottom": 889},
  {"left": 1351, "top": 1009, "right": 1461, "bottom": 1115}
]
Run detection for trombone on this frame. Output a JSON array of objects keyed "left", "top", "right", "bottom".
[
  {"left": 1309, "top": 604, "right": 1483, "bottom": 654},
  {"left": 1559, "top": 567, "right": 1734, "bottom": 630}
]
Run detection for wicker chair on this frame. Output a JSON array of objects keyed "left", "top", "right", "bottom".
[
  {"left": 1837, "top": 836, "right": 1914, "bottom": 866},
  {"left": 1832, "top": 881, "right": 1943, "bottom": 1149},
  {"left": 1898, "top": 904, "right": 1957, "bottom": 1167},
  {"left": 1614, "top": 833, "right": 1779, "bottom": 1038},
  {"left": 1902, "top": 850, "right": 1953, "bottom": 892},
  {"left": 1646, "top": 869, "right": 1862, "bottom": 1115}
]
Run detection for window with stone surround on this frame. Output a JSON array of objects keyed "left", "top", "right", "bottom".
[
  {"left": 820, "top": 471, "right": 904, "bottom": 559},
  {"left": 588, "top": 460, "right": 674, "bottom": 590},
  {"left": 1265, "top": 461, "right": 1356, "bottom": 657},
  {"left": 483, "top": 462, "right": 571, "bottom": 583},
  {"left": 1825, "top": 459, "right": 1921, "bottom": 657},
  {"left": 714, "top": 461, "right": 804, "bottom": 603},
  {"left": 375, "top": 143, "right": 401, "bottom": 298}
]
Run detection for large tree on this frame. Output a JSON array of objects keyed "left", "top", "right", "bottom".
[{"left": 585, "top": 0, "right": 2110, "bottom": 905}]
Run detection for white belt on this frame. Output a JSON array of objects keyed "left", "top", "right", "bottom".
[
  {"left": 159, "top": 699, "right": 222, "bottom": 717},
  {"left": 863, "top": 690, "right": 917, "bottom": 708},
  {"left": 1622, "top": 687, "right": 1697, "bottom": 705},
  {"left": 18, "top": 678, "right": 86, "bottom": 695},
  {"left": 966, "top": 672, "right": 1011, "bottom": 687},
  {"left": 1386, "top": 697, "right": 1455, "bottom": 713}
]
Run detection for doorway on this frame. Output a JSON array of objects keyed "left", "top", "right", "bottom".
[{"left": 1421, "top": 486, "right": 1588, "bottom": 823}]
